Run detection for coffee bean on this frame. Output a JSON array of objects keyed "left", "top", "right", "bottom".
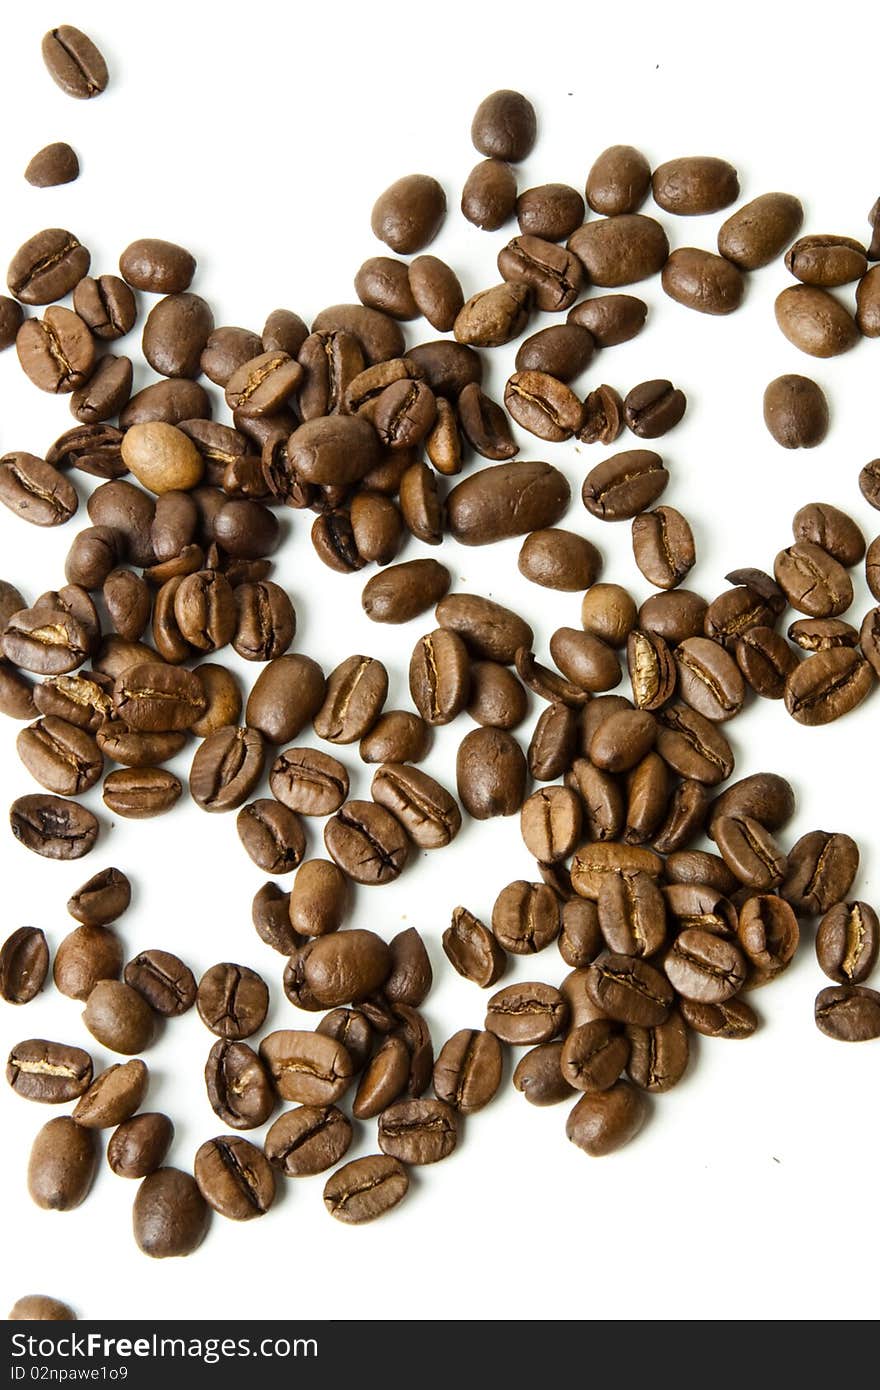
[
  {"left": 815, "top": 985, "right": 880, "bottom": 1041},
  {"left": 41, "top": 25, "right": 107, "bottom": 97},
  {"left": 454, "top": 282, "right": 531, "bottom": 347},
  {"left": 409, "top": 629, "right": 470, "bottom": 725},
  {"left": 265, "top": 1105, "right": 352, "bottom": 1178},
  {"left": 355, "top": 257, "right": 419, "bottom": 320},
  {"left": 664, "top": 852, "right": 737, "bottom": 895},
  {"left": 302, "top": 930, "right": 391, "bottom": 1008},
  {"left": 626, "top": 1011, "right": 689, "bottom": 1092},
  {"left": 597, "top": 870, "right": 667, "bottom": 957},
  {"left": 713, "top": 815, "right": 787, "bottom": 890},
  {"left": 784, "top": 648, "right": 872, "bottom": 725},
  {"left": 641, "top": 589, "right": 708, "bottom": 646},
  {"left": 361, "top": 559, "right": 450, "bottom": 626},
  {"left": 775, "top": 284, "right": 859, "bottom": 357},
  {"left": 372, "top": 763, "right": 460, "bottom": 849},
  {"left": 269, "top": 748, "right": 348, "bottom": 818},
  {"left": 0, "top": 296, "right": 23, "bottom": 349},
  {"left": 378, "top": 1098, "right": 457, "bottom": 1165},
  {"left": 734, "top": 895, "right": 799, "bottom": 985},
  {"left": 351, "top": 1035, "right": 409, "bottom": 1119},
  {"left": 815, "top": 902, "right": 879, "bottom": 984},
  {"left": 436, "top": 593, "right": 533, "bottom": 663},
  {"left": 624, "top": 380, "right": 686, "bottom": 438},
  {"left": 8, "top": 1295, "right": 74, "bottom": 1321},
  {"left": 585, "top": 952, "right": 672, "bottom": 1024},
  {"left": 8, "top": 229, "right": 90, "bottom": 306},
  {"left": 582, "top": 449, "right": 668, "bottom": 521},
  {"left": 194, "top": 1135, "right": 275, "bottom": 1221},
  {"left": 311, "top": 303, "right": 405, "bottom": 366},
  {"left": 657, "top": 703, "right": 735, "bottom": 785},
  {"left": 515, "top": 324, "right": 595, "bottom": 384},
  {"left": 443, "top": 907, "right": 506, "bottom": 987},
  {"left": 529, "top": 706, "right": 577, "bottom": 780},
  {"left": 674, "top": 636, "right": 745, "bottom": 722},
  {"left": 70, "top": 356, "right": 133, "bottom": 425},
  {"left": 461, "top": 157, "right": 518, "bottom": 230},
  {"left": 763, "top": 375, "right": 829, "bottom": 448},
  {"left": 371, "top": 175, "right": 446, "bottom": 254},
  {"left": 398, "top": 460, "right": 444, "bottom": 544},
  {"left": 7, "top": 1038, "right": 93, "bottom": 1102},
  {"left": 72, "top": 1059, "right": 148, "bottom": 1130},
  {"left": 348, "top": 492, "right": 405, "bottom": 567},
  {"left": 856, "top": 265, "right": 880, "bottom": 335},
  {"left": 491, "top": 880, "right": 560, "bottom": 955},
  {"left": 0, "top": 452, "right": 78, "bottom": 527},
  {"left": 517, "top": 531, "right": 600, "bottom": 596},
  {"left": 735, "top": 627, "right": 798, "bottom": 698},
  {"left": 786, "top": 235, "right": 867, "bottom": 287},
  {"left": 457, "top": 382, "right": 518, "bottom": 460},
  {"left": 260, "top": 308, "right": 307, "bottom": 357},
  {"left": 324, "top": 800, "right": 408, "bottom": 885},
  {"left": 407, "top": 255, "right": 463, "bottom": 331},
  {"left": 520, "top": 786, "right": 582, "bottom": 863},
  {"left": 124, "top": 950, "right": 196, "bottom": 1017},
  {"left": 360, "top": 710, "right": 429, "bottom": 764},
  {"left": 448, "top": 460, "right": 569, "bottom": 544},
  {"left": 782, "top": 830, "right": 858, "bottom": 915},
  {"left": 323, "top": 1153, "right": 408, "bottom": 1224},
  {"left": 17, "top": 716, "right": 102, "bottom": 795},
  {"left": 787, "top": 619, "right": 857, "bottom": 654},
  {"left": 133, "top": 1168, "right": 209, "bottom": 1259},
  {"left": 433, "top": 1030, "right": 502, "bottom": 1114},
  {"left": 558, "top": 899, "right": 602, "bottom": 969},
  {"left": 245, "top": 654, "right": 324, "bottom": 746},
  {"left": 83, "top": 980, "right": 156, "bottom": 1055},
  {"left": 589, "top": 709, "right": 657, "bottom": 773},
  {"left": 717, "top": 192, "right": 803, "bottom": 269},
  {"left": 374, "top": 378, "right": 437, "bottom": 451},
  {"left": 661, "top": 247, "right": 745, "bottom": 315},
  {"left": 512, "top": 184, "right": 584, "bottom": 243},
  {"left": 560, "top": 1020, "right": 629, "bottom": 1093},
  {"left": 251, "top": 882, "right": 298, "bottom": 956},
  {"left": 105, "top": 1113, "right": 172, "bottom": 1179},
  {"left": 289, "top": 859, "right": 348, "bottom": 938},
  {"left": 456, "top": 727, "right": 526, "bottom": 819},
  {"left": 102, "top": 765, "right": 179, "bottom": 820},
  {"left": 504, "top": 370, "right": 584, "bottom": 442},
  {"left": 189, "top": 726, "right": 265, "bottom": 812},
  {"left": 665, "top": 929, "right": 747, "bottom": 1003},
  {"left": 652, "top": 156, "right": 739, "bottom": 214},
  {"left": 122, "top": 379, "right": 211, "bottom": 428},
  {"left": 196, "top": 963, "right": 268, "bottom": 1041},
  {"left": 567, "top": 215, "right": 669, "bottom": 286},
  {"left": 485, "top": 982, "right": 567, "bottom": 1044},
  {"left": 709, "top": 773, "right": 795, "bottom": 834},
  {"left": 314, "top": 655, "right": 388, "bottom": 743},
  {"left": 566, "top": 1080, "right": 648, "bottom": 1156},
  {"left": 0, "top": 927, "right": 49, "bottom": 1005},
  {"left": 792, "top": 502, "right": 865, "bottom": 567},
  {"left": 199, "top": 326, "right": 263, "bottom": 386},
  {"left": 424, "top": 399, "right": 463, "bottom": 476},
  {"left": 28, "top": 1116, "right": 97, "bottom": 1211},
  {"left": 586, "top": 145, "right": 651, "bottom": 214},
  {"left": 498, "top": 235, "right": 583, "bottom": 312},
  {"left": 625, "top": 628, "right": 675, "bottom": 711},
  {"left": 103, "top": 570, "right": 150, "bottom": 642},
  {"left": 53, "top": 924, "right": 121, "bottom": 1002},
  {"left": 10, "top": 794, "right": 99, "bottom": 860},
  {"left": 511, "top": 1042, "right": 574, "bottom": 1105},
  {"left": 205, "top": 1039, "right": 274, "bottom": 1130},
  {"left": 568, "top": 294, "right": 647, "bottom": 346},
  {"left": 259, "top": 1029, "right": 355, "bottom": 1104},
  {"left": 17, "top": 307, "right": 95, "bottom": 392},
  {"left": 663, "top": 881, "right": 737, "bottom": 936},
  {"left": 118, "top": 239, "right": 195, "bottom": 296},
  {"left": 471, "top": 89, "right": 536, "bottom": 159}
]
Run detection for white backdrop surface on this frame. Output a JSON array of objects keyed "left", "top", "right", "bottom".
[{"left": 0, "top": 0, "right": 878, "bottom": 1322}]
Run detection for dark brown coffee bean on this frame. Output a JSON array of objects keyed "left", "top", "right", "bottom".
[
  {"left": 407, "top": 255, "right": 464, "bottom": 331},
  {"left": 381, "top": 928, "right": 432, "bottom": 1010},
  {"left": 815, "top": 902, "right": 879, "bottom": 984},
  {"left": 624, "top": 380, "right": 686, "bottom": 438},
  {"left": 504, "top": 371, "right": 584, "bottom": 442},
  {"left": 142, "top": 293, "right": 213, "bottom": 379},
  {"left": 313, "top": 654, "right": 388, "bottom": 744},
  {"left": 436, "top": 593, "right": 533, "bottom": 663},
  {"left": 372, "top": 763, "right": 460, "bottom": 849},
  {"left": 457, "top": 727, "right": 526, "bottom": 819},
  {"left": 492, "top": 880, "right": 560, "bottom": 954},
  {"left": 598, "top": 871, "right": 667, "bottom": 957},
  {"left": 786, "top": 235, "right": 867, "bottom": 287},
  {"left": 498, "top": 235, "right": 583, "bottom": 311},
  {"left": 582, "top": 450, "right": 668, "bottom": 521},
  {"left": 784, "top": 648, "right": 872, "bottom": 725},
  {"left": 453, "top": 281, "right": 531, "bottom": 348},
  {"left": 265, "top": 1105, "right": 352, "bottom": 1178},
  {"left": 196, "top": 963, "right": 268, "bottom": 1041},
  {"left": 788, "top": 618, "right": 859, "bottom": 652},
  {"left": 661, "top": 248, "right": 744, "bottom": 315},
  {"left": 565, "top": 759, "right": 622, "bottom": 846},
  {"left": 586, "top": 145, "right": 651, "bottom": 214},
  {"left": 664, "top": 929, "right": 747, "bottom": 1003},
  {"left": 763, "top": 375, "right": 829, "bottom": 448},
  {"left": 17, "top": 717, "right": 102, "bottom": 796},
  {"left": 371, "top": 175, "right": 446, "bottom": 254},
  {"left": 448, "top": 461, "right": 569, "bottom": 544},
  {"left": 103, "top": 570, "right": 150, "bottom": 642},
  {"left": 70, "top": 355, "right": 133, "bottom": 426},
  {"left": 520, "top": 786, "right": 582, "bottom": 863},
  {"left": 373, "top": 378, "right": 436, "bottom": 450},
  {"left": 792, "top": 503, "right": 865, "bottom": 567},
  {"left": 72, "top": 1058, "right": 148, "bottom": 1130},
  {"left": 409, "top": 629, "right": 470, "bottom": 724},
  {"left": 311, "top": 304, "right": 405, "bottom": 366},
  {"left": 782, "top": 830, "right": 858, "bottom": 915},
  {"left": 28, "top": 1115, "right": 97, "bottom": 1211},
  {"left": 123, "top": 950, "right": 195, "bottom": 1017},
  {"left": 625, "top": 1011, "right": 689, "bottom": 1092},
  {"left": 378, "top": 1098, "right": 457, "bottom": 1165},
  {"left": 485, "top": 981, "right": 567, "bottom": 1044},
  {"left": 550, "top": 628, "right": 621, "bottom": 694},
  {"left": 443, "top": 907, "right": 506, "bottom": 987},
  {"left": 355, "top": 257, "right": 419, "bottom": 320},
  {"left": 269, "top": 748, "right": 348, "bottom": 818},
  {"left": 251, "top": 882, "right": 298, "bottom": 956},
  {"left": 260, "top": 1029, "right": 355, "bottom": 1104},
  {"left": 173, "top": 569, "right": 236, "bottom": 652},
  {"left": 457, "top": 382, "right": 518, "bottom": 460},
  {"left": 17, "top": 307, "right": 95, "bottom": 392},
  {"left": 515, "top": 325, "right": 595, "bottom": 385},
  {"left": 236, "top": 799, "right": 305, "bottom": 874},
  {"left": 471, "top": 89, "right": 536, "bottom": 159},
  {"left": 0, "top": 296, "right": 23, "bottom": 348},
  {"left": 586, "top": 952, "right": 672, "bottom": 1025},
  {"left": 775, "top": 285, "right": 859, "bottom": 357},
  {"left": 652, "top": 156, "right": 739, "bottom": 214},
  {"left": 297, "top": 329, "right": 364, "bottom": 420},
  {"left": 190, "top": 726, "right": 265, "bottom": 811},
  {"left": 107, "top": 1112, "right": 173, "bottom": 1178},
  {"left": 626, "top": 629, "right": 676, "bottom": 711},
  {"left": 245, "top": 654, "right": 324, "bottom": 746},
  {"left": 568, "top": 295, "right": 647, "bottom": 347},
  {"left": 260, "top": 309, "right": 307, "bottom": 357},
  {"left": 0, "top": 928, "right": 49, "bottom": 1005},
  {"left": 681, "top": 997, "right": 757, "bottom": 1039},
  {"left": 735, "top": 895, "right": 799, "bottom": 985},
  {"left": 119, "top": 239, "right": 195, "bottom": 296},
  {"left": 664, "top": 852, "right": 738, "bottom": 894},
  {"left": 41, "top": 25, "right": 107, "bottom": 97},
  {"left": 566, "top": 1080, "right": 648, "bottom": 1156},
  {"left": 561, "top": 1020, "right": 629, "bottom": 1093},
  {"left": 323, "top": 1153, "right": 408, "bottom": 1224},
  {"left": 0, "top": 453, "right": 78, "bottom": 528},
  {"left": 199, "top": 326, "right": 264, "bottom": 386},
  {"left": 513, "top": 184, "right": 583, "bottom": 242},
  {"left": 588, "top": 708, "right": 657, "bottom": 773},
  {"left": 568, "top": 215, "right": 669, "bottom": 286},
  {"left": 133, "top": 1168, "right": 209, "bottom": 1259},
  {"left": 465, "top": 661, "right": 525, "bottom": 730},
  {"left": 324, "top": 802, "right": 408, "bottom": 885},
  {"left": 83, "top": 979, "right": 156, "bottom": 1054},
  {"left": 663, "top": 882, "right": 737, "bottom": 937},
  {"left": 53, "top": 924, "right": 121, "bottom": 1001},
  {"left": 289, "top": 859, "right": 348, "bottom": 938},
  {"left": 713, "top": 815, "right": 787, "bottom": 890},
  {"left": 717, "top": 192, "right": 804, "bottom": 269},
  {"left": 10, "top": 794, "right": 99, "bottom": 860},
  {"left": 205, "top": 1039, "right": 274, "bottom": 1130},
  {"left": 32, "top": 673, "right": 108, "bottom": 733},
  {"left": 112, "top": 660, "right": 205, "bottom": 733},
  {"left": 360, "top": 710, "right": 429, "bottom": 764},
  {"left": 735, "top": 627, "right": 798, "bottom": 698},
  {"left": 65, "top": 868, "right": 128, "bottom": 929},
  {"left": 8, "top": 229, "right": 90, "bottom": 306},
  {"left": 7, "top": 1038, "right": 92, "bottom": 1103},
  {"left": 0, "top": 667, "right": 38, "bottom": 722},
  {"left": 424, "top": 399, "right": 463, "bottom": 476},
  {"left": 815, "top": 985, "right": 880, "bottom": 1041},
  {"left": 362, "top": 559, "right": 450, "bottom": 626},
  {"left": 434, "top": 1030, "right": 502, "bottom": 1113},
  {"left": 396, "top": 460, "right": 443, "bottom": 544},
  {"left": 121, "top": 380, "right": 210, "bottom": 428},
  {"left": 70, "top": 277, "right": 134, "bottom": 345},
  {"left": 640, "top": 589, "right": 708, "bottom": 645},
  {"left": 675, "top": 636, "right": 745, "bottom": 722},
  {"left": 194, "top": 1135, "right": 275, "bottom": 1221},
  {"left": 231, "top": 580, "right": 294, "bottom": 663},
  {"left": 656, "top": 703, "right": 735, "bottom": 785},
  {"left": 709, "top": 773, "right": 796, "bottom": 835},
  {"left": 856, "top": 265, "right": 880, "bottom": 335}
]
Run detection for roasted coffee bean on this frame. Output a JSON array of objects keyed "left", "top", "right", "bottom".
[
  {"left": 815, "top": 985, "right": 880, "bottom": 1041},
  {"left": 83, "top": 979, "right": 156, "bottom": 1054},
  {"left": 194, "top": 1135, "right": 275, "bottom": 1221},
  {"left": 0, "top": 453, "right": 78, "bottom": 528},
  {"left": 735, "top": 627, "right": 798, "bottom": 698},
  {"left": 681, "top": 996, "right": 758, "bottom": 1038},
  {"left": 792, "top": 502, "right": 865, "bottom": 567},
  {"left": 173, "top": 570, "right": 236, "bottom": 652},
  {"left": 232, "top": 580, "right": 294, "bottom": 662},
  {"left": 448, "top": 461, "right": 569, "bottom": 544},
  {"left": 457, "top": 382, "right": 518, "bottom": 460},
  {"left": 123, "top": 950, "right": 195, "bottom": 1018},
  {"left": 706, "top": 581, "right": 785, "bottom": 646},
  {"left": 788, "top": 618, "right": 859, "bottom": 652},
  {"left": 515, "top": 324, "right": 595, "bottom": 383},
  {"left": 362, "top": 559, "right": 450, "bottom": 625},
  {"left": 265, "top": 1105, "right": 352, "bottom": 1177},
  {"left": 434, "top": 1029, "right": 502, "bottom": 1113},
  {"left": 520, "top": 786, "right": 583, "bottom": 863},
  {"left": 561, "top": 1020, "right": 629, "bottom": 1093},
  {"left": 70, "top": 355, "right": 133, "bottom": 426},
  {"left": 0, "top": 666, "right": 38, "bottom": 722},
  {"left": 311, "top": 303, "right": 405, "bottom": 366},
  {"left": 71, "top": 278, "right": 135, "bottom": 346},
  {"left": 289, "top": 859, "right": 348, "bottom": 937},
  {"left": 566, "top": 1080, "right": 647, "bottom": 1156},
  {"left": 626, "top": 629, "right": 676, "bottom": 711},
  {"left": 28, "top": 1116, "right": 97, "bottom": 1211},
  {"left": 786, "top": 235, "right": 867, "bottom": 287},
  {"left": 121, "top": 379, "right": 211, "bottom": 428},
  {"left": 355, "top": 256, "right": 419, "bottom": 319},
  {"left": 504, "top": 370, "right": 584, "bottom": 442},
  {"left": 564, "top": 759, "right": 622, "bottom": 842},
  {"left": 373, "top": 378, "right": 436, "bottom": 450},
  {"left": 297, "top": 329, "right": 364, "bottom": 420},
  {"left": 236, "top": 799, "right": 306, "bottom": 874},
  {"left": 652, "top": 156, "right": 739, "bottom": 214},
  {"left": 492, "top": 880, "right": 560, "bottom": 955},
  {"left": 133, "top": 1168, "right": 209, "bottom": 1259},
  {"left": 443, "top": 907, "right": 506, "bottom": 987},
  {"left": 485, "top": 982, "right": 567, "bottom": 1044},
  {"left": 579, "top": 588, "right": 636, "bottom": 652},
  {"left": 763, "top": 375, "right": 829, "bottom": 448},
  {"left": 382, "top": 928, "right": 432, "bottom": 1009},
  {"left": 815, "top": 902, "right": 879, "bottom": 984},
  {"left": 324, "top": 800, "right": 408, "bottom": 885},
  {"left": 97, "top": 724, "right": 185, "bottom": 769},
  {"left": 119, "top": 239, "right": 195, "bottom": 296},
  {"left": 0, "top": 927, "right": 49, "bottom": 1005},
  {"left": 260, "top": 1029, "right": 355, "bottom": 1104},
  {"left": 558, "top": 900, "right": 603, "bottom": 968},
  {"left": 119, "top": 422, "right": 204, "bottom": 496},
  {"left": 378, "top": 1097, "right": 457, "bottom": 1165},
  {"left": 568, "top": 295, "right": 647, "bottom": 347},
  {"left": 454, "top": 282, "right": 530, "bottom": 347},
  {"left": 467, "top": 661, "right": 526, "bottom": 730},
  {"left": 567, "top": 215, "right": 669, "bottom": 286},
  {"left": 713, "top": 815, "right": 787, "bottom": 890},
  {"left": 360, "top": 710, "right": 429, "bottom": 763},
  {"left": 33, "top": 673, "right": 110, "bottom": 733},
  {"left": 17, "top": 717, "right": 102, "bottom": 796},
  {"left": 550, "top": 628, "right": 621, "bottom": 693},
  {"left": 641, "top": 589, "right": 708, "bottom": 645},
  {"left": 661, "top": 247, "right": 744, "bottom": 315},
  {"left": 586, "top": 145, "right": 651, "bottom": 214},
  {"left": 106, "top": 1113, "right": 172, "bottom": 1179},
  {"left": 323, "top": 1153, "right": 408, "bottom": 1224},
  {"left": 7, "top": 1038, "right": 93, "bottom": 1103},
  {"left": 41, "top": 25, "right": 107, "bottom": 97},
  {"left": 196, "top": 963, "right": 268, "bottom": 1041},
  {"left": 347, "top": 492, "right": 404, "bottom": 567},
  {"left": 709, "top": 773, "right": 795, "bottom": 835},
  {"left": 625, "top": 1012, "right": 689, "bottom": 1092},
  {"left": 665, "top": 929, "right": 747, "bottom": 1003},
  {"left": 190, "top": 726, "right": 265, "bottom": 811},
  {"left": 456, "top": 727, "right": 526, "bottom": 818},
  {"left": 624, "top": 380, "right": 686, "bottom": 438},
  {"left": 588, "top": 708, "right": 657, "bottom": 773},
  {"left": 269, "top": 748, "right": 348, "bottom": 818},
  {"left": 260, "top": 308, "right": 307, "bottom": 357},
  {"left": 409, "top": 629, "right": 470, "bottom": 725},
  {"left": 784, "top": 648, "right": 872, "bottom": 725},
  {"left": 246, "top": 654, "right": 325, "bottom": 745},
  {"left": 775, "top": 285, "right": 859, "bottom": 357},
  {"left": 436, "top": 593, "right": 533, "bottom": 663},
  {"left": 142, "top": 293, "right": 213, "bottom": 379},
  {"left": 397, "top": 460, "right": 444, "bottom": 544},
  {"left": 72, "top": 1059, "right": 148, "bottom": 1130},
  {"left": 314, "top": 655, "right": 387, "bottom": 743},
  {"left": 17, "top": 307, "right": 95, "bottom": 393},
  {"left": 782, "top": 830, "right": 858, "bottom": 914},
  {"left": 425, "top": 399, "right": 463, "bottom": 476},
  {"left": 53, "top": 925, "right": 121, "bottom": 1001},
  {"left": 598, "top": 871, "right": 666, "bottom": 957},
  {"left": 561, "top": 968, "right": 609, "bottom": 1028},
  {"left": 471, "top": 89, "right": 536, "bottom": 160},
  {"left": 104, "top": 570, "right": 151, "bottom": 642},
  {"left": 856, "top": 265, "right": 880, "bottom": 336},
  {"left": 407, "top": 255, "right": 463, "bottom": 332},
  {"left": 664, "top": 852, "right": 738, "bottom": 895},
  {"left": 251, "top": 882, "right": 299, "bottom": 956},
  {"left": 371, "top": 175, "right": 446, "bottom": 254},
  {"left": 717, "top": 192, "right": 803, "bottom": 269},
  {"left": 214, "top": 499, "right": 280, "bottom": 559},
  {"left": 735, "top": 895, "right": 799, "bottom": 985},
  {"left": 498, "top": 235, "right": 583, "bottom": 312},
  {"left": 205, "top": 1039, "right": 274, "bottom": 1130},
  {"left": 578, "top": 384, "right": 625, "bottom": 445},
  {"left": 664, "top": 882, "right": 737, "bottom": 936},
  {"left": 514, "top": 183, "right": 584, "bottom": 241},
  {"left": 225, "top": 351, "right": 303, "bottom": 419},
  {"left": 675, "top": 637, "right": 745, "bottom": 722},
  {"left": 10, "top": 795, "right": 99, "bottom": 860},
  {"left": 8, "top": 229, "right": 90, "bottom": 306},
  {"left": 63, "top": 526, "right": 120, "bottom": 590},
  {"left": 0, "top": 295, "right": 23, "bottom": 349},
  {"left": 372, "top": 763, "right": 460, "bottom": 848},
  {"left": 582, "top": 450, "right": 668, "bottom": 521},
  {"left": 585, "top": 952, "right": 672, "bottom": 1025},
  {"left": 656, "top": 703, "right": 735, "bottom": 785},
  {"left": 199, "top": 326, "right": 263, "bottom": 386}
]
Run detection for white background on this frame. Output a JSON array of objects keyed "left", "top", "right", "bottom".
[{"left": 0, "top": 0, "right": 878, "bottom": 1323}]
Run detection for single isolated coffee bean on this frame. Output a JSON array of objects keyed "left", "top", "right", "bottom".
[
  {"left": 0, "top": 927, "right": 49, "bottom": 1005},
  {"left": 265, "top": 1105, "right": 353, "bottom": 1177},
  {"left": 457, "top": 727, "right": 526, "bottom": 819},
  {"left": 567, "top": 215, "right": 669, "bottom": 287},
  {"left": 717, "top": 192, "right": 804, "bottom": 270},
  {"left": 10, "top": 795, "right": 99, "bottom": 861},
  {"left": 372, "top": 763, "right": 461, "bottom": 849},
  {"left": 461, "top": 159, "right": 518, "bottom": 232},
  {"left": 763, "top": 375, "right": 829, "bottom": 449},
  {"left": 471, "top": 89, "right": 536, "bottom": 160},
  {"left": 485, "top": 982, "right": 567, "bottom": 1044},
  {"left": 194, "top": 1135, "right": 275, "bottom": 1221},
  {"left": 8, "top": 1296, "right": 76, "bottom": 1321},
  {"left": 517, "top": 183, "right": 586, "bottom": 240},
  {"left": 197, "top": 963, "right": 268, "bottom": 1040},
  {"left": 323, "top": 1154, "right": 409, "bottom": 1224},
  {"left": 434, "top": 1029, "right": 503, "bottom": 1113},
  {"left": 815, "top": 902, "right": 880, "bottom": 984},
  {"left": 72, "top": 1059, "right": 148, "bottom": 1129},
  {"left": 443, "top": 907, "right": 506, "bottom": 988},
  {"left": 205, "top": 1039, "right": 274, "bottom": 1131},
  {"left": 371, "top": 175, "right": 446, "bottom": 254},
  {"left": 785, "top": 235, "right": 867, "bottom": 287},
  {"left": 774, "top": 285, "right": 859, "bottom": 357},
  {"left": 586, "top": 145, "right": 652, "bottom": 215},
  {"left": 566, "top": 1080, "right": 648, "bottom": 1156},
  {"left": 814, "top": 985, "right": 880, "bottom": 1042},
  {"left": 8, "top": 229, "right": 90, "bottom": 306},
  {"left": 83, "top": 980, "right": 156, "bottom": 1055},
  {"left": 623, "top": 381, "right": 686, "bottom": 438},
  {"left": 28, "top": 1115, "right": 97, "bottom": 1211},
  {"left": 378, "top": 1097, "right": 457, "bottom": 1165},
  {"left": 7, "top": 1038, "right": 93, "bottom": 1103},
  {"left": 41, "top": 26, "right": 108, "bottom": 98},
  {"left": 133, "top": 1168, "right": 209, "bottom": 1259},
  {"left": 652, "top": 156, "right": 739, "bottom": 215},
  {"left": 661, "top": 248, "right": 744, "bottom": 315},
  {"left": 124, "top": 950, "right": 196, "bottom": 1017}
]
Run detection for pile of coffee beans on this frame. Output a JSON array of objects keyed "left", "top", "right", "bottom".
[{"left": 2, "top": 25, "right": 880, "bottom": 1310}]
